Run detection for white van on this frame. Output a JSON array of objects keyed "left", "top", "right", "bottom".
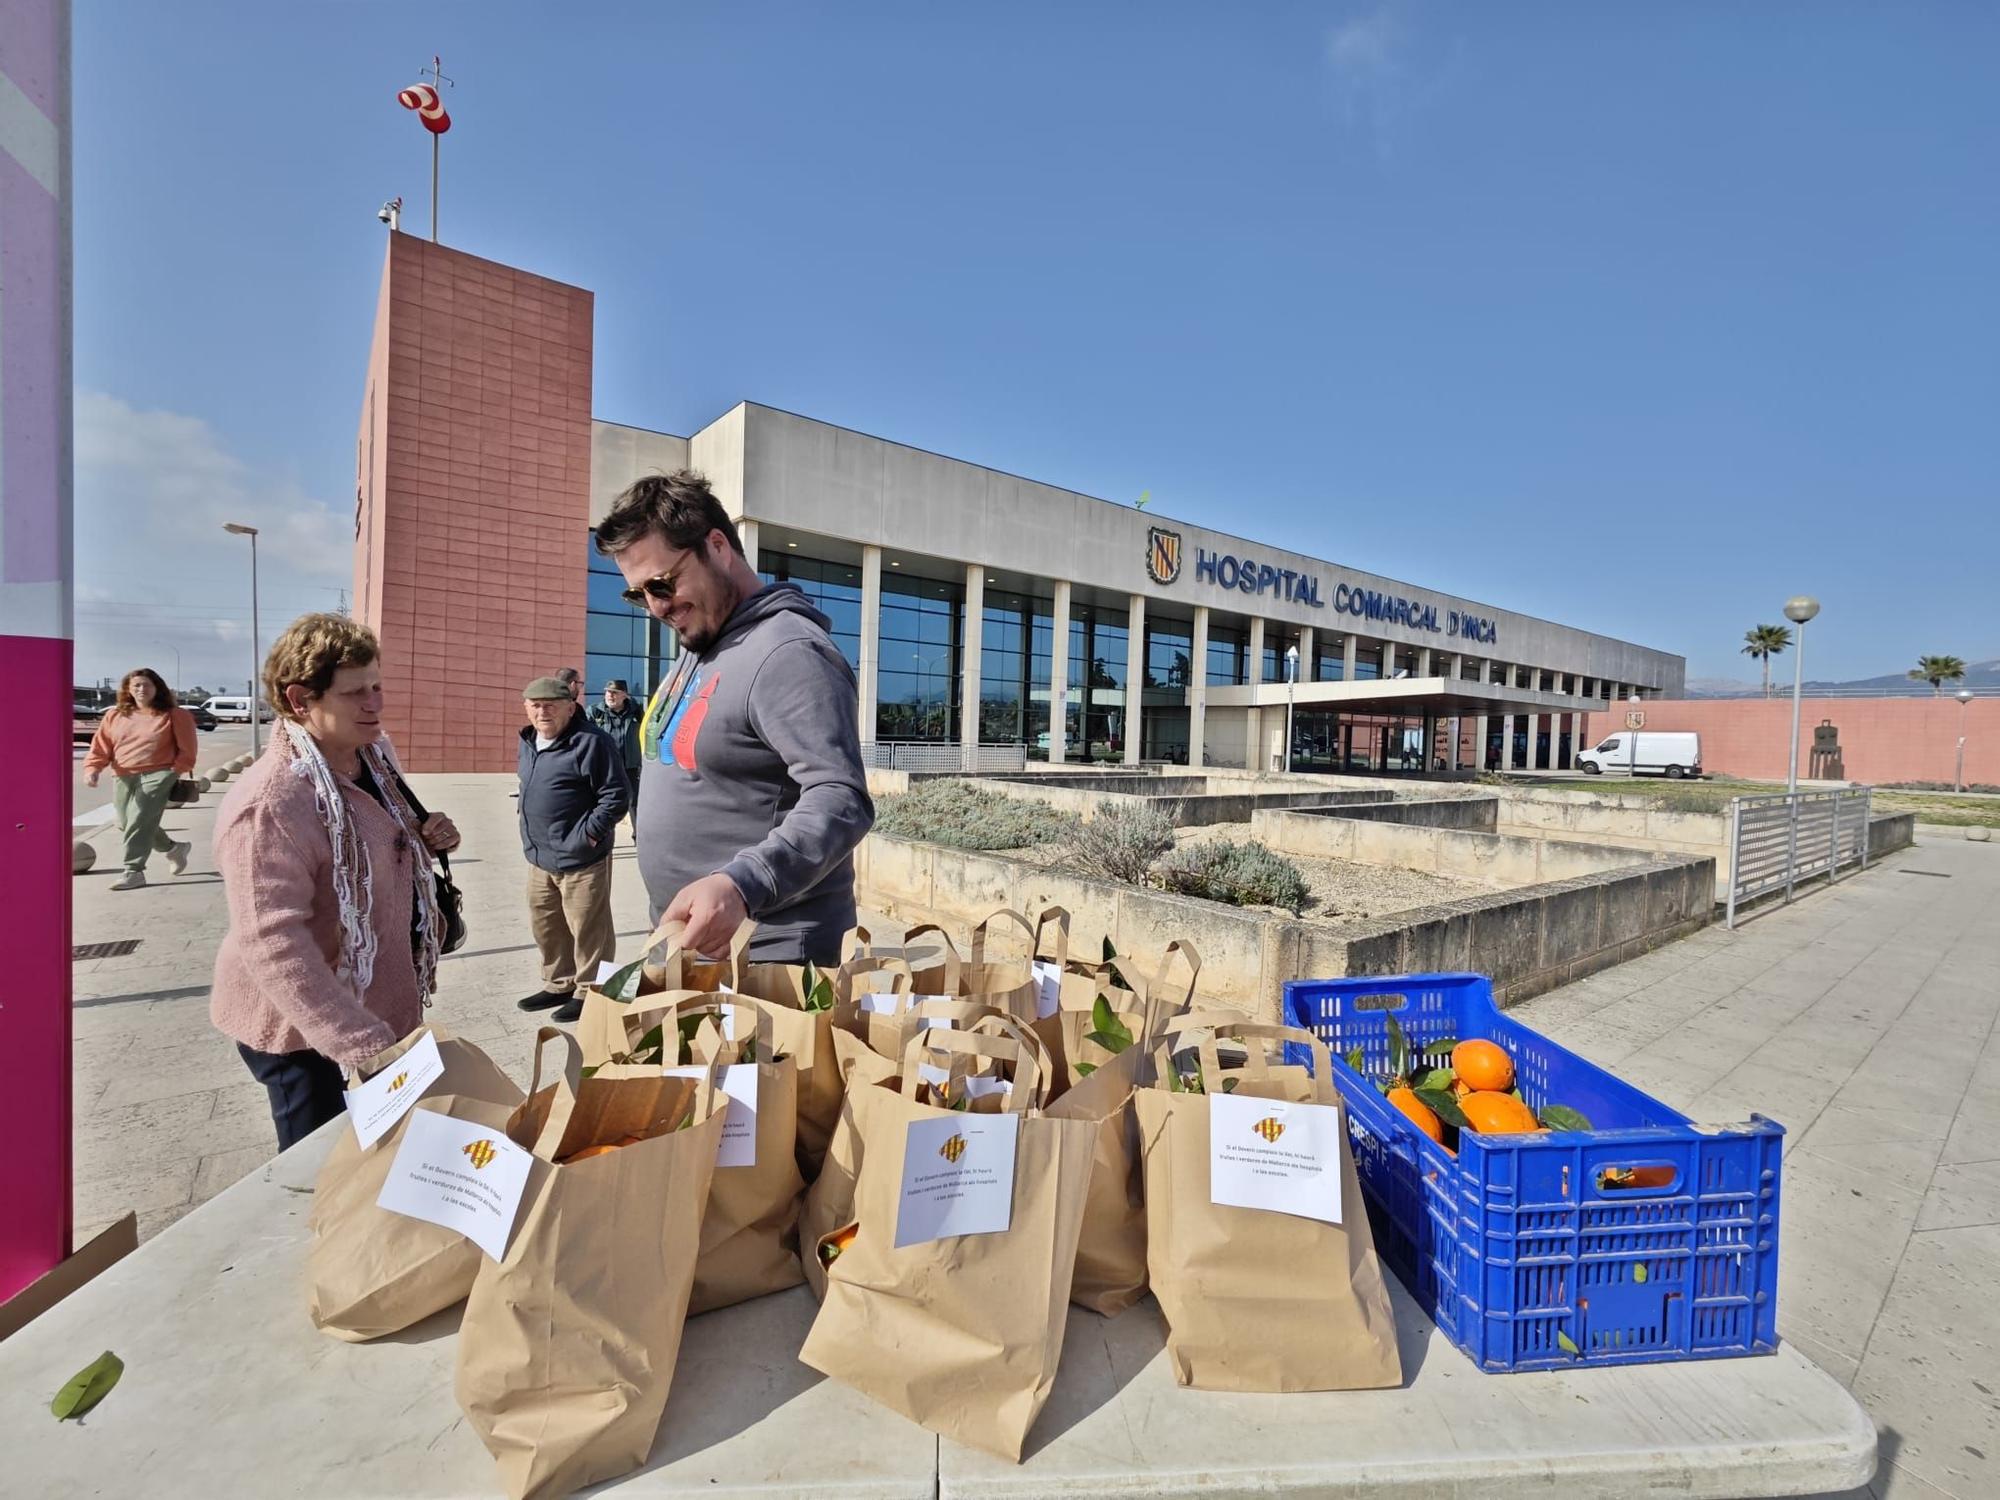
[
  {"left": 1576, "top": 731, "right": 1702, "bottom": 779},
  {"left": 204, "top": 695, "right": 265, "bottom": 724}
]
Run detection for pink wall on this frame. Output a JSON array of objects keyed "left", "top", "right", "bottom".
[
  {"left": 355, "top": 235, "right": 593, "bottom": 772},
  {"left": 0, "top": 0, "right": 72, "bottom": 1301},
  {"left": 1579, "top": 697, "right": 2000, "bottom": 786}
]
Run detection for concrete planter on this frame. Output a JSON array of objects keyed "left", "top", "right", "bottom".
[{"left": 855, "top": 831, "right": 1716, "bottom": 1022}]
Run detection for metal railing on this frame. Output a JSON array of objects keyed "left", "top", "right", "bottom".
[
  {"left": 862, "top": 741, "right": 1030, "bottom": 773},
  {"left": 1725, "top": 787, "right": 1872, "bottom": 928}
]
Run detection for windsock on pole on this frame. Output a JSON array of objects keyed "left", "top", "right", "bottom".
[{"left": 397, "top": 81, "right": 451, "bottom": 133}]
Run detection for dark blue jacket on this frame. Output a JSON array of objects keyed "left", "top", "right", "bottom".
[{"left": 517, "top": 715, "right": 630, "bottom": 873}]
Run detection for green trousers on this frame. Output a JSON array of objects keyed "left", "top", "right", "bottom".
[{"left": 113, "top": 768, "right": 179, "bottom": 873}]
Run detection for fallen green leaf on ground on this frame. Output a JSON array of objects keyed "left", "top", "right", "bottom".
[{"left": 51, "top": 1351, "right": 123, "bottom": 1421}]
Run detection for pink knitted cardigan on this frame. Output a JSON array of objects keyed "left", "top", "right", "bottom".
[{"left": 209, "top": 734, "right": 424, "bottom": 1067}]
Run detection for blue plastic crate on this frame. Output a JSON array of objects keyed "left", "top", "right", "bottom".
[{"left": 1284, "top": 973, "right": 1783, "bottom": 1373}]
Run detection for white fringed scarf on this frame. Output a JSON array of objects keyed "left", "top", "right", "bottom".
[{"left": 281, "top": 719, "right": 444, "bottom": 1003}]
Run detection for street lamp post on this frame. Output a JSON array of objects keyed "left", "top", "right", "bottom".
[
  {"left": 1956, "top": 688, "right": 1975, "bottom": 794},
  {"left": 1284, "top": 643, "right": 1300, "bottom": 774},
  {"left": 223, "top": 523, "right": 262, "bottom": 756},
  {"left": 1782, "top": 596, "right": 1820, "bottom": 795}
]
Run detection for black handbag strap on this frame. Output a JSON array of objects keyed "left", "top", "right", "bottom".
[{"left": 390, "top": 769, "right": 452, "bottom": 876}]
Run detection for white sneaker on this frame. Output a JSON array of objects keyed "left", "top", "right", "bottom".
[
  {"left": 166, "top": 841, "right": 191, "bottom": 876},
  {"left": 110, "top": 870, "right": 147, "bottom": 891}
]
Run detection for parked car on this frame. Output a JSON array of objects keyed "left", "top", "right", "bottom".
[
  {"left": 1576, "top": 730, "right": 1703, "bottom": 779},
  {"left": 203, "top": 695, "right": 267, "bottom": 723},
  {"left": 184, "top": 702, "right": 218, "bottom": 732}
]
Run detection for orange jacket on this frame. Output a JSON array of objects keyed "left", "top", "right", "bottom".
[{"left": 84, "top": 706, "right": 198, "bottom": 777}]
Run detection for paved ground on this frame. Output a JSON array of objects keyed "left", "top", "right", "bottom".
[
  {"left": 66, "top": 769, "right": 1997, "bottom": 1498},
  {"left": 1511, "top": 835, "right": 1999, "bottom": 1500}
]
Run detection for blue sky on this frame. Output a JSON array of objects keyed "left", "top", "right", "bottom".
[{"left": 74, "top": 0, "right": 1999, "bottom": 688}]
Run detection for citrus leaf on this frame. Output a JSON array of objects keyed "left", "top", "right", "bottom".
[
  {"left": 1101, "top": 936, "right": 1118, "bottom": 964},
  {"left": 1221, "top": 1077, "right": 1239, "bottom": 1093},
  {"left": 631, "top": 1023, "right": 666, "bottom": 1064},
  {"left": 802, "top": 964, "right": 836, "bottom": 1013},
  {"left": 1420, "top": 1035, "right": 1459, "bottom": 1059},
  {"left": 51, "top": 1351, "right": 123, "bottom": 1421},
  {"left": 604, "top": 955, "right": 648, "bottom": 1002},
  {"left": 1539, "top": 1105, "right": 1594, "bottom": 1133},
  {"left": 1556, "top": 1330, "right": 1581, "bottom": 1358},
  {"left": 1074, "top": 1061, "right": 1097, "bottom": 1077},
  {"left": 580, "top": 1063, "right": 600, "bottom": 1080},
  {"left": 1413, "top": 1087, "right": 1469, "bottom": 1129},
  {"left": 1413, "top": 1068, "right": 1455, "bottom": 1093},
  {"left": 1632, "top": 1263, "right": 1649, "bottom": 1284},
  {"left": 1343, "top": 1046, "right": 1366, "bottom": 1074},
  {"left": 1385, "top": 1015, "right": 1410, "bottom": 1082}
]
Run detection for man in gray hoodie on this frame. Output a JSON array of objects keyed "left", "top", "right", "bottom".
[{"left": 595, "top": 470, "right": 873, "bottom": 964}]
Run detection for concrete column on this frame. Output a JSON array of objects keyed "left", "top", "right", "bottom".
[
  {"left": 1342, "top": 632, "right": 1358, "bottom": 681},
  {"left": 1048, "top": 578, "right": 1071, "bottom": 765},
  {"left": 1449, "top": 652, "right": 1463, "bottom": 681},
  {"left": 1417, "top": 646, "right": 1433, "bottom": 678},
  {"left": 1124, "top": 592, "right": 1146, "bottom": 766},
  {"left": 1189, "top": 605, "right": 1210, "bottom": 770},
  {"left": 1502, "top": 714, "right": 1517, "bottom": 770},
  {"left": 1558, "top": 712, "right": 1572, "bottom": 769},
  {"left": 1533, "top": 714, "right": 1550, "bottom": 770},
  {"left": 857, "top": 545, "right": 881, "bottom": 746},
  {"left": 960, "top": 563, "right": 984, "bottom": 767},
  {"left": 1247, "top": 616, "right": 1267, "bottom": 768},
  {"left": 738, "top": 519, "right": 759, "bottom": 574},
  {"left": 1474, "top": 714, "right": 1488, "bottom": 770},
  {"left": 1299, "top": 626, "right": 1316, "bottom": 682}
]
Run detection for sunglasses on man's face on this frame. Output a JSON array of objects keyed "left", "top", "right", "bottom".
[{"left": 620, "top": 553, "right": 698, "bottom": 609}]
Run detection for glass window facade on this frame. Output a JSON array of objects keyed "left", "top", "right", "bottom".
[
  {"left": 877, "top": 570, "right": 962, "bottom": 742},
  {"left": 1066, "top": 611, "right": 1127, "bottom": 762},
  {"left": 758, "top": 553, "right": 862, "bottom": 672},
  {"left": 585, "top": 533, "right": 662, "bottom": 705},
  {"left": 1314, "top": 633, "right": 1346, "bottom": 682},
  {"left": 1206, "top": 622, "right": 1247, "bottom": 686},
  {"left": 976, "top": 585, "right": 1054, "bottom": 749}
]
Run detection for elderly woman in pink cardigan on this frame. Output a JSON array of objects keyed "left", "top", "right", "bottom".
[{"left": 210, "top": 613, "right": 462, "bottom": 1149}]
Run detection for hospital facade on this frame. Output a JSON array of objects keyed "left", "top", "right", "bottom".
[{"left": 354, "top": 234, "right": 1684, "bottom": 774}]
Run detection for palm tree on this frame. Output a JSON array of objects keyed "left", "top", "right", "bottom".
[
  {"left": 1741, "top": 624, "right": 1792, "bottom": 698},
  {"left": 1909, "top": 655, "right": 1968, "bottom": 696}
]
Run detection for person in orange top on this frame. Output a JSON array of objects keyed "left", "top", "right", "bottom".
[{"left": 83, "top": 667, "right": 198, "bottom": 890}]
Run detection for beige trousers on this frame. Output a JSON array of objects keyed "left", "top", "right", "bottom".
[{"left": 525, "top": 858, "right": 616, "bottom": 995}]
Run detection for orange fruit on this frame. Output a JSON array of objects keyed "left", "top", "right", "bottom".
[
  {"left": 1459, "top": 1091, "right": 1543, "bottom": 1135},
  {"left": 1452, "top": 1040, "right": 1515, "bottom": 1094},
  {"left": 818, "top": 1223, "right": 859, "bottom": 1266},
  {"left": 1386, "top": 1085, "right": 1444, "bottom": 1144}
]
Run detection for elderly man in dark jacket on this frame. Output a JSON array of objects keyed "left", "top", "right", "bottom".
[
  {"left": 588, "top": 677, "right": 645, "bottom": 839},
  {"left": 517, "top": 675, "right": 630, "bottom": 1023}
]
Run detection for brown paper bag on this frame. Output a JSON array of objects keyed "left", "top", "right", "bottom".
[
  {"left": 797, "top": 1026, "right": 903, "bottom": 1300},
  {"left": 605, "top": 995, "right": 809, "bottom": 1314},
  {"left": 456, "top": 1028, "right": 727, "bottom": 1500},
  {"left": 798, "top": 1023, "right": 1096, "bottom": 1462},
  {"left": 305, "top": 1024, "right": 525, "bottom": 1341},
  {"left": 845, "top": 919, "right": 962, "bottom": 996},
  {"left": 1132, "top": 1020, "right": 1403, "bottom": 1393}
]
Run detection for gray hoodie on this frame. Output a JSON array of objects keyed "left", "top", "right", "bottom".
[{"left": 636, "top": 582, "right": 873, "bottom": 962}]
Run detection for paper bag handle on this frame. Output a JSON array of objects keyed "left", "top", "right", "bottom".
[
  {"left": 966, "top": 1011, "right": 1056, "bottom": 1108},
  {"left": 901, "top": 922, "right": 963, "bottom": 993},
  {"left": 679, "top": 994, "right": 775, "bottom": 1064},
  {"left": 525, "top": 1026, "right": 585, "bottom": 1159},
  {"left": 1032, "top": 905, "right": 1071, "bottom": 970},
  {"left": 638, "top": 912, "right": 755, "bottom": 971},
  {"left": 836, "top": 955, "right": 914, "bottom": 1006},
  {"left": 898, "top": 1026, "right": 1040, "bottom": 1113},
  {"left": 841, "top": 924, "right": 875, "bottom": 962},
  {"left": 1174, "top": 1020, "right": 1335, "bottom": 1105},
  {"left": 968, "top": 907, "right": 1036, "bottom": 969}
]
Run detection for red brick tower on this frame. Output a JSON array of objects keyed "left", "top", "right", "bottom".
[{"left": 353, "top": 234, "right": 593, "bottom": 771}]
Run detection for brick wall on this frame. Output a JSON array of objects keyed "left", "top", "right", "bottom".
[
  {"left": 353, "top": 236, "right": 593, "bottom": 771},
  {"left": 1579, "top": 697, "right": 2000, "bottom": 786}
]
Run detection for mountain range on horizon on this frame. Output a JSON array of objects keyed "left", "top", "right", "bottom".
[{"left": 1686, "top": 658, "right": 2000, "bottom": 698}]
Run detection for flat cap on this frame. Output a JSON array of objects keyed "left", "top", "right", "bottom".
[{"left": 523, "top": 676, "right": 572, "bottom": 700}]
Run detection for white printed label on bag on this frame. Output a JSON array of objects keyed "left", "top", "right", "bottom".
[
  {"left": 915, "top": 1061, "right": 1011, "bottom": 1099},
  {"left": 857, "top": 990, "right": 907, "bottom": 1016},
  {"left": 1207, "top": 1094, "right": 1344, "bottom": 1224},
  {"left": 375, "top": 1106, "right": 533, "bottom": 1260},
  {"left": 894, "top": 1112, "right": 1019, "bottom": 1248},
  {"left": 664, "top": 1063, "right": 759, "bottom": 1168},
  {"left": 1031, "top": 960, "right": 1063, "bottom": 1019},
  {"left": 344, "top": 1030, "right": 447, "bottom": 1151},
  {"left": 593, "top": 960, "right": 623, "bottom": 983}
]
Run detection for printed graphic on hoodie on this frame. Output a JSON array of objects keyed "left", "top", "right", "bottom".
[{"left": 668, "top": 671, "right": 721, "bottom": 772}]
